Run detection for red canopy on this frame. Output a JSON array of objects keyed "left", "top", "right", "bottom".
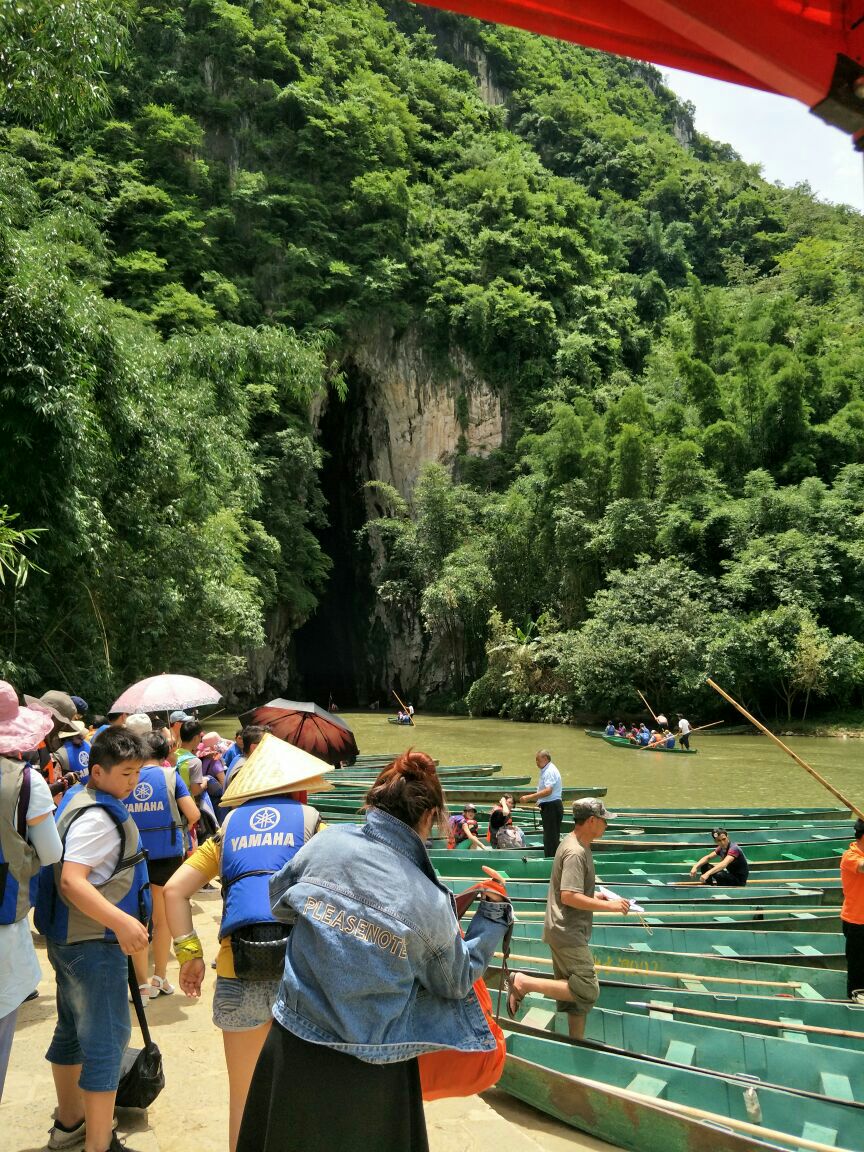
[{"left": 413, "top": 1, "right": 864, "bottom": 143}]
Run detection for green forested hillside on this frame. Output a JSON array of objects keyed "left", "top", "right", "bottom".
[{"left": 2, "top": 0, "right": 863, "bottom": 719}]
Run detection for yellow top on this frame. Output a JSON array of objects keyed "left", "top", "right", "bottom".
[
  {"left": 185, "top": 837, "right": 237, "bottom": 978},
  {"left": 184, "top": 811, "right": 326, "bottom": 978}
]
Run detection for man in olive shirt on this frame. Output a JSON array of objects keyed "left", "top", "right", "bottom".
[{"left": 505, "top": 798, "right": 629, "bottom": 1037}]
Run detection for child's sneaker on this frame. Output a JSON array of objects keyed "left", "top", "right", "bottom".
[
  {"left": 47, "top": 1115, "right": 117, "bottom": 1150},
  {"left": 47, "top": 1117, "right": 85, "bottom": 1150}
]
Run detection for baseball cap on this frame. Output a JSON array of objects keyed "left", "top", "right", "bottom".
[
  {"left": 126, "top": 713, "right": 153, "bottom": 737},
  {"left": 169, "top": 710, "right": 193, "bottom": 724},
  {"left": 463, "top": 803, "right": 477, "bottom": 812},
  {"left": 70, "top": 695, "right": 89, "bottom": 715},
  {"left": 572, "top": 797, "right": 616, "bottom": 821}
]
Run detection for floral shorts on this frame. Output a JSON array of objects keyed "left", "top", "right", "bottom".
[{"left": 212, "top": 976, "right": 281, "bottom": 1032}]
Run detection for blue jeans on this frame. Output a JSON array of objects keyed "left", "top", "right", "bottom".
[{"left": 45, "top": 940, "right": 131, "bottom": 1092}]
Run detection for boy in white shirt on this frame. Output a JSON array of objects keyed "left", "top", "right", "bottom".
[{"left": 36, "top": 727, "right": 151, "bottom": 1152}]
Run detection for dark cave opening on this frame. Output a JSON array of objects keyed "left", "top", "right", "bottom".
[{"left": 293, "top": 375, "right": 375, "bottom": 708}]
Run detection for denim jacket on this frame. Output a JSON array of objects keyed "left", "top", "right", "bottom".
[{"left": 269, "top": 808, "right": 513, "bottom": 1063}]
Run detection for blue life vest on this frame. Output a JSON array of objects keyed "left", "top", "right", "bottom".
[
  {"left": 639, "top": 731, "right": 651, "bottom": 745},
  {"left": 220, "top": 796, "right": 305, "bottom": 939},
  {"left": 62, "top": 738, "right": 90, "bottom": 779},
  {"left": 35, "top": 788, "right": 152, "bottom": 944},
  {"left": 123, "top": 766, "right": 186, "bottom": 861},
  {"left": 664, "top": 735, "right": 675, "bottom": 748},
  {"left": 604, "top": 724, "right": 615, "bottom": 736},
  {"left": 0, "top": 758, "right": 40, "bottom": 925}
]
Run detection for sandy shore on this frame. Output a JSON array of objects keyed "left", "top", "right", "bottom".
[{"left": 4, "top": 892, "right": 613, "bottom": 1152}]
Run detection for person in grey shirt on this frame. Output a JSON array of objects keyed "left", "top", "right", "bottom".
[
  {"left": 520, "top": 749, "right": 563, "bottom": 857},
  {"left": 504, "top": 798, "right": 629, "bottom": 1038}
]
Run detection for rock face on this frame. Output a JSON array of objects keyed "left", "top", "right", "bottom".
[
  {"left": 350, "top": 326, "right": 503, "bottom": 502},
  {"left": 286, "top": 325, "right": 504, "bottom": 708}
]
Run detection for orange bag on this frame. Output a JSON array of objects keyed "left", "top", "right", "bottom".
[{"left": 419, "top": 879, "right": 512, "bottom": 1101}]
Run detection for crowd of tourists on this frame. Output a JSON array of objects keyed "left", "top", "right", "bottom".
[
  {"left": 604, "top": 716, "right": 692, "bottom": 749},
  {"left": 2, "top": 679, "right": 863, "bottom": 1152}
]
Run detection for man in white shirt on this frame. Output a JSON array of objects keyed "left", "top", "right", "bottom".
[
  {"left": 520, "top": 750, "right": 563, "bottom": 858},
  {"left": 676, "top": 715, "right": 692, "bottom": 750}
]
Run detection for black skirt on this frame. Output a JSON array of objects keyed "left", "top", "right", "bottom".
[{"left": 236, "top": 1020, "right": 429, "bottom": 1152}]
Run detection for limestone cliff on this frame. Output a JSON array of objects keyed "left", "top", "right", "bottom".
[{"left": 293, "top": 325, "right": 503, "bottom": 707}]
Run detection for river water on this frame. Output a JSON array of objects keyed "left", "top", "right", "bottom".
[
  {"left": 214, "top": 712, "right": 861, "bottom": 812},
  {"left": 338, "top": 714, "right": 862, "bottom": 813}
]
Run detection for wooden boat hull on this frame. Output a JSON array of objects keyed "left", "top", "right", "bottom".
[
  {"left": 495, "top": 938, "right": 846, "bottom": 998},
  {"left": 507, "top": 923, "right": 845, "bottom": 969},
  {"left": 596, "top": 985, "right": 864, "bottom": 1050},
  {"left": 613, "top": 807, "right": 850, "bottom": 822},
  {"left": 514, "top": 1000, "right": 864, "bottom": 1102},
  {"left": 503, "top": 910, "right": 842, "bottom": 933},
  {"left": 427, "top": 844, "right": 845, "bottom": 877},
  {"left": 451, "top": 877, "right": 827, "bottom": 906},
  {"left": 500, "top": 1033, "right": 862, "bottom": 1152}
]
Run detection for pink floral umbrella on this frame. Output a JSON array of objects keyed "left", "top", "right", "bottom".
[{"left": 110, "top": 674, "right": 221, "bottom": 715}]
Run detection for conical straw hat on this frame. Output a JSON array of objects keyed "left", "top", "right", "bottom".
[{"left": 220, "top": 732, "right": 335, "bottom": 807}]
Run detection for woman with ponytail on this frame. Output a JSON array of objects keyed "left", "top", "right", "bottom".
[{"left": 236, "top": 749, "right": 512, "bottom": 1152}]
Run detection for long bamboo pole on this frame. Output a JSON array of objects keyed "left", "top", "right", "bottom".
[
  {"left": 636, "top": 688, "right": 659, "bottom": 723},
  {"left": 552, "top": 1069, "right": 854, "bottom": 1152},
  {"left": 706, "top": 678, "right": 864, "bottom": 820},
  {"left": 497, "top": 951, "right": 803, "bottom": 988},
  {"left": 629, "top": 1000, "right": 864, "bottom": 1042},
  {"left": 511, "top": 907, "right": 837, "bottom": 918},
  {"left": 686, "top": 719, "right": 725, "bottom": 735},
  {"left": 390, "top": 688, "right": 415, "bottom": 726}
]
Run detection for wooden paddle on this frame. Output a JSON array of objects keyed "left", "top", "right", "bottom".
[
  {"left": 390, "top": 688, "right": 415, "bottom": 727},
  {"left": 706, "top": 678, "right": 864, "bottom": 820},
  {"left": 629, "top": 1000, "right": 864, "bottom": 1042},
  {"left": 496, "top": 951, "right": 805, "bottom": 988}
]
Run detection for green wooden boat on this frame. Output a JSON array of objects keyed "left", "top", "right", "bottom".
[
  {"left": 595, "top": 985, "right": 864, "bottom": 1051},
  {"left": 441, "top": 783, "right": 607, "bottom": 805},
  {"left": 614, "top": 807, "right": 851, "bottom": 822},
  {"left": 449, "top": 877, "right": 828, "bottom": 906},
  {"left": 593, "top": 826, "right": 851, "bottom": 852},
  {"left": 590, "top": 841, "right": 848, "bottom": 869},
  {"left": 507, "top": 923, "right": 845, "bottom": 969},
  {"left": 586, "top": 730, "right": 698, "bottom": 754},
  {"left": 500, "top": 1031, "right": 861, "bottom": 1152},
  {"left": 512, "top": 998, "right": 864, "bottom": 1103},
  {"left": 496, "top": 938, "right": 846, "bottom": 998},
  {"left": 502, "top": 909, "right": 843, "bottom": 932},
  {"left": 427, "top": 838, "right": 848, "bottom": 874}
]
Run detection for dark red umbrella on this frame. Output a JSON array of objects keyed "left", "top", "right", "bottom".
[{"left": 239, "top": 699, "right": 359, "bottom": 767}]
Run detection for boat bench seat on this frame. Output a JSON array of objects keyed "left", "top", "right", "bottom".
[
  {"left": 711, "top": 945, "right": 740, "bottom": 956},
  {"left": 792, "top": 945, "right": 824, "bottom": 957},
  {"left": 801, "top": 1122, "right": 838, "bottom": 1145},
  {"left": 819, "top": 1072, "right": 854, "bottom": 1102},
  {"left": 626, "top": 942, "right": 654, "bottom": 952},
  {"left": 663, "top": 1040, "right": 695, "bottom": 1065},
  {"left": 626, "top": 1073, "right": 668, "bottom": 1098}
]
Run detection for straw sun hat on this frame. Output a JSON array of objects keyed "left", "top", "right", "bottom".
[
  {"left": 0, "top": 681, "right": 55, "bottom": 755},
  {"left": 219, "top": 732, "right": 334, "bottom": 807}
]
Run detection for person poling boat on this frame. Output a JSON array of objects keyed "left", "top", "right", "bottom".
[
  {"left": 689, "top": 827, "right": 749, "bottom": 887},
  {"left": 675, "top": 715, "right": 691, "bottom": 750}
]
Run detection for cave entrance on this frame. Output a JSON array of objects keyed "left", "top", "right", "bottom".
[{"left": 293, "top": 374, "right": 374, "bottom": 708}]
